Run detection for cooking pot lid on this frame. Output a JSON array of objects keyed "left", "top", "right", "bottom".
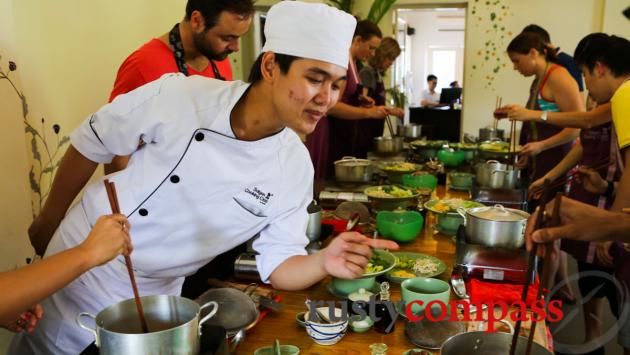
[
  {"left": 468, "top": 204, "right": 529, "bottom": 221},
  {"left": 335, "top": 156, "right": 370, "bottom": 166},
  {"left": 196, "top": 288, "right": 259, "bottom": 334}
]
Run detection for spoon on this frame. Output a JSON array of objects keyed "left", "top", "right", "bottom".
[
  {"left": 346, "top": 212, "right": 360, "bottom": 231},
  {"left": 229, "top": 329, "right": 245, "bottom": 355},
  {"left": 305, "top": 299, "right": 330, "bottom": 324},
  {"left": 273, "top": 339, "right": 281, "bottom": 355}
]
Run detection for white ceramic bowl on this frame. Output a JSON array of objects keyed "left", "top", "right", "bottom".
[{"left": 305, "top": 308, "right": 348, "bottom": 346}]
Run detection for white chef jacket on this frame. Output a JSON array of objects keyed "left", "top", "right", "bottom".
[{"left": 9, "top": 74, "right": 312, "bottom": 355}]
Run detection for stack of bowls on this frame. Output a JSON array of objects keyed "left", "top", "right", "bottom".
[{"left": 305, "top": 307, "right": 348, "bottom": 345}]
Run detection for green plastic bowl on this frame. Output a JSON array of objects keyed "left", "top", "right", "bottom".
[
  {"left": 449, "top": 172, "right": 474, "bottom": 189},
  {"left": 377, "top": 210, "right": 424, "bottom": 243},
  {"left": 437, "top": 149, "right": 466, "bottom": 167},
  {"left": 402, "top": 173, "right": 438, "bottom": 191},
  {"left": 331, "top": 277, "right": 376, "bottom": 296}
]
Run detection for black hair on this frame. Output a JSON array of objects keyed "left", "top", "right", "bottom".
[
  {"left": 248, "top": 53, "right": 300, "bottom": 83},
  {"left": 574, "top": 33, "right": 630, "bottom": 76},
  {"left": 185, "top": 0, "right": 255, "bottom": 29},
  {"left": 354, "top": 20, "right": 382, "bottom": 41},
  {"left": 427, "top": 74, "right": 437, "bottom": 82},
  {"left": 507, "top": 32, "right": 557, "bottom": 63},
  {"left": 522, "top": 24, "right": 551, "bottom": 44}
]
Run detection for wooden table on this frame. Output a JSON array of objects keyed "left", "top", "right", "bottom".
[{"left": 237, "top": 186, "right": 548, "bottom": 354}]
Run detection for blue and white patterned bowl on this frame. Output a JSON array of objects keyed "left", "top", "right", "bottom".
[{"left": 304, "top": 308, "right": 348, "bottom": 345}]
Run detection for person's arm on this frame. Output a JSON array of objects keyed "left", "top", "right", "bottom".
[
  {"left": 1, "top": 214, "right": 131, "bottom": 328},
  {"left": 529, "top": 143, "right": 583, "bottom": 197},
  {"left": 525, "top": 196, "right": 630, "bottom": 249},
  {"left": 28, "top": 145, "right": 98, "bottom": 255},
  {"left": 327, "top": 101, "right": 387, "bottom": 120},
  {"left": 521, "top": 127, "right": 579, "bottom": 156},
  {"left": 505, "top": 103, "right": 612, "bottom": 129},
  {"left": 268, "top": 232, "right": 399, "bottom": 290}
]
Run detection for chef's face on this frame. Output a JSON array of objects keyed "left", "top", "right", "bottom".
[
  {"left": 354, "top": 35, "right": 382, "bottom": 61},
  {"left": 270, "top": 58, "right": 347, "bottom": 135},
  {"left": 508, "top": 50, "right": 538, "bottom": 77},
  {"left": 193, "top": 11, "right": 252, "bottom": 61},
  {"left": 581, "top": 62, "right": 613, "bottom": 104}
]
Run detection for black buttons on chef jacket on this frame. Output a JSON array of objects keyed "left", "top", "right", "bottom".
[
  {"left": 139, "top": 208, "right": 148, "bottom": 216},
  {"left": 170, "top": 175, "right": 180, "bottom": 183},
  {"left": 195, "top": 132, "right": 205, "bottom": 141}
]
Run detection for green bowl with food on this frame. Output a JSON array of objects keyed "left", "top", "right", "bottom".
[
  {"left": 376, "top": 210, "right": 424, "bottom": 243},
  {"left": 331, "top": 249, "right": 396, "bottom": 295},
  {"left": 379, "top": 162, "right": 423, "bottom": 184},
  {"left": 410, "top": 140, "right": 448, "bottom": 160},
  {"left": 451, "top": 142, "right": 478, "bottom": 162},
  {"left": 449, "top": 172, "right": 474, "bottom": 189},
  {"left": 402, "top": 172, "right": 438, "bottom": 191},
  {"left": 424, "top": 199, "right": 485, "bottom": 233},
  {"left": 437, "top": 148, "right": 466, "bottom": 168},
  {"left": 364, "top": 185, "right": 420, "bottom": 211}
]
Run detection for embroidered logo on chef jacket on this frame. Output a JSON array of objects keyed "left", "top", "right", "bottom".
[{"left": 233, "top": 186, "right": 275, "bottom": 217}]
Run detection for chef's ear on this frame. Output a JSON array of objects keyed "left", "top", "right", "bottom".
[
  {"left": 189, "top": 10, "right": 206, "bottom": 33},
  {"left": 260, "top": 52, "right": 277, "bottom": 83}
]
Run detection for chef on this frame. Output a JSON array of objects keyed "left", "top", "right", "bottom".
[{"left": 10, "top": 2, "right": 398, "bottom": 354}]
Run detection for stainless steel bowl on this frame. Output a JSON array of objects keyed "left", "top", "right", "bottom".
[{"left": 397, "top": 124, "right": 422, "bottom": 140}]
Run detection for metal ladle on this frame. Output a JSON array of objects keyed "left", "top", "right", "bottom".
[{"left": 346, "top": 212, "right": 360, "bottom": 231}]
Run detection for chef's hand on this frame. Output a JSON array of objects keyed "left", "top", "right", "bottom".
[
  {"left": 386, "top": 107, "right": 405, "bottom": 119},
  {"left": 528, "top": 177, "right": 547, "bottom": 200},
  {"left": 520, "top": 141, "right": 544, "bottom": 157},
  {"left": 4, "top": 305, "right": 43, "bottom": 333},
  {"left": 515, "top": 154, "right": 530, "bottom": 169},
  {"left": 503, "top": 104, "right": 539, "bottom": 121},
  {"left": 359, "top": 95, "right": 375, "bottom": 108},
  {"left": 77, "top": 214, "right": 133, "bottom": 267},
  {"left": 366, "top": 106, "right": 388, "bottom": 120},
  {"left": 595, "top": 241, "right": 614, "bottom": 266},
  {"left": 575, "top": 166, "right": 608, "bottom": 195},
  {"left": 321, "top": 232, "right": 399, "bottom": 279}
]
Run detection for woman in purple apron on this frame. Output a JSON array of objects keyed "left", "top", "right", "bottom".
[
  {"left": 358, "top": 37, "right": 404, "bottom": 155},
  {"left": 305, "top": 20, "right": 387, "bottom": 179}
]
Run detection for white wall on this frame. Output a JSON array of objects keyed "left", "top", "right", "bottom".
[{"left": 399, "top": 9, "right": 465, "bottom": 105}]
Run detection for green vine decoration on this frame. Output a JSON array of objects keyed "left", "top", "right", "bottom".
[
  {"left": 469, "top": 0, "right": 514, "bottom": 90},
  {"left": 1, "top": 56, "right": 70, "bottom": 218},
  {"left": 328, "top": 0, "right": 398, "bottom": 24}
]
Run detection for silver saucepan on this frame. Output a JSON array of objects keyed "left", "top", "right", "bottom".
[
  {"left": 334, "top": 156, "right": 373, "bottom": 183},
  {"left": 77, "top": 295, "right": 218, "bottom": 355},
  {"left": 457, "top": 204, "right": 529, "bottom": 249}
]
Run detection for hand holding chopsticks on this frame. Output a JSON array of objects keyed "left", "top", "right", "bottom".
[
  {"left": 528, "top": 159, "right": 611, "bottom": 200},
  {"left": 103, "top": 179, "right": 149, "bottom": 333}
]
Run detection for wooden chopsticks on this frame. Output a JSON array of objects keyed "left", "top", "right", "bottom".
[
  {"left": 510, "top": 179, "right": 551, "bottom": 355},
  {"left": 524, "top": 192, "right": 563, "bottom": 355},
  {"left": 529, "top": 159, "right": 611, "bottom": 197},
  {"left": 104, "top": 179, "right": 149, "bottom": 333},
  {"left": 493, "top": 96, "right": 503, "bottom": 130}
]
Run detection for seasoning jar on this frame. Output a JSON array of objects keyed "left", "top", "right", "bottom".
[
  {"left": 348, "top": 287, "right": 373, "bottom": 316},
  {"left": 374, "top": 282, "right": 395, "bottom": 334}
]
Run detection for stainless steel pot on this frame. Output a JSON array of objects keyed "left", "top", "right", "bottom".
[
  {"left": 458, "top": 204, "right": 530, "bottom": 249},
  {"left": 441, "top": 330, "right": 551, "bottom": 355},
  {"left": 77, "top": 295, "right": 218, "bottom": 355},
  {"left": 334, "top": 156, "right": 373, "bottom": 183},
  {"left": 475, "top": 160, "right": 519, "bottom": 189},
  {"left": 397, "top": 124, "right": 422, "bottom": 139},
  {"left": 306, "top": 200, "right": 322, "bottom": 242},
  {"left": 479, "top": 128, "right": 504, "bottom": 142},
  {"left": 373, "top": 136, "right": 404, "bottom": 155}
]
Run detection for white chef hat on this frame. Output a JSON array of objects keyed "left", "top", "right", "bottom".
[{"left": 261, "top": 1, "right": 357, "bottom": 69}]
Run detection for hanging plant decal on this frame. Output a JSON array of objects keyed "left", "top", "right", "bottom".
[
  {"left": 469, "top": 0, "right": 514, "bottom": 89},
  {"left": 1, "top": 55, "right": 70, "bottom": 218}
]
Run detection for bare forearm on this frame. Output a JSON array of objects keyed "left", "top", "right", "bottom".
[
  {"left": 0, "top": 248, "right": 92, "bottom": 325},
  {"left": 268, "top": 253, "right": 327, "bottom": 291},
  {"left": 539, "top": 128, "right": 579, "bottom": 151},
  {"left": 544, "top": 145, "right": 583, "bottom": 181},
  {"left": 327, "top": 102, "right": 370, "bottom": 120},
  {"left": 547, "top": 104, "right": 612, "bottom": 128}
]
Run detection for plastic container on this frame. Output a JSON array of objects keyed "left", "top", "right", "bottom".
[
  {"left": 402, "top": 173, "right": 438, "bottom": 191},
  {"left": 376, "top": 210, "right": 424, "bottom": 243},
  {"left": 437, "top": 149, "right": 465, "bottom": 167}
]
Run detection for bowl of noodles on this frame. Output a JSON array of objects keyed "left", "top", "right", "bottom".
[{"left": 364, "top": 185, "right": 420, "bottom": 211}]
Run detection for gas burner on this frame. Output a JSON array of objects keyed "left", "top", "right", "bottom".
[{"left": 454, "top": 226, "right": 531, "bottom": 284}]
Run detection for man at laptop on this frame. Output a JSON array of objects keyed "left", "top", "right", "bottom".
[{"left": 420, "top": 74, "right": 441, "bottom": 107}]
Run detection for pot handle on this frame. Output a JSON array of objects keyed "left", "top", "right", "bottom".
[
  {"left": 76, "top": 312, "right": 99, "bottom": 346},
  {"left": 485, "top": 160, "right": 500, "bottom": 165},
  {"left": 456, "top": 207, "right": 467, "bottom": 225},
  {"left": 198, "top": 300, "right": 219, "bottom": 335},
  {"left": 479, "top": 319, "right": 515, "bottom": 334}
]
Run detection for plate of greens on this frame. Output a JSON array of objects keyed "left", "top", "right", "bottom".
[{"left": 386, "top": 252, "right": 446, "bottom": 283}]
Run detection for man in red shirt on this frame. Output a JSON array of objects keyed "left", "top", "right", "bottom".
[{"left": 107, "top": 0, "right": 254, "bottom": 173}]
